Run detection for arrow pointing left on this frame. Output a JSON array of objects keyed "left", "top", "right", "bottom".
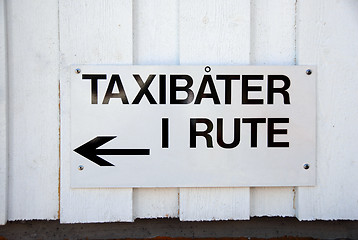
[{"left": 74, "top": 136, "right": 150, "bottom": 166}]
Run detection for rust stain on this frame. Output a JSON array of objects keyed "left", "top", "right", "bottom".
[
  {"left": 293, "top": 188, "right": 296, "bottom": 210},
  {"left": 58, "top": 80, "right": 61, "bottom": 219},
  {"left": 177, "top": 192, "right": 180, "bottom": 217}
]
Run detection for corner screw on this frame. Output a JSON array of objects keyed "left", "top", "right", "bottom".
[
  {"left": 78, "top": 165, "right": 84, "bottom": 171},
  {"left": 75, "top": 68, "right": 81, "bottom": 74},
  {"left": 303, "top": 164, "right": 310, "bottom": 170},
  {"left": 306, "top": 69, "right": 312, "bottom": 75}
]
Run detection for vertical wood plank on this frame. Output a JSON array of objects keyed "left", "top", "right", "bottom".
[
  {"left": 0, "top": 0, "right": 8, "bottom": 225},
  {"left": 250, "top": 187, "right": 295, "bottom": 217},
  {"left": 59, "top": 0, "right": 134, "bottom": 223},
  {"left": 6, "top": 0, "right": 59, "bottom": 220},
  {"left": 178, "top": 0, "right": 251, "bottom": 221},
  {"left": 132, "top": 0, "right": 179, "bottom": 219},
  {"left": 296, "top": 0, "right": 358, "bottom": 220},
  {"left": 180, "top": 188, "right": 250, "bottom": 221},
  {"left": 249, "top": 0, "right": 296, "bottom": 217},
  {"left": 133, "top": 0, "right": 179, "bottom": 65},
  {"left": 250, "top": 0, "right": 296, "bottom": 65},
  {"left": 133, "top": 188, "right": 179, "bottom": 219}
]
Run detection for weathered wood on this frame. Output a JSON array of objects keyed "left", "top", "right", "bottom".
[
  {"left": 59, "top": 0, "right": 134, "bottom": 223},
  {"left": 132, "top": 0, "right": 179, "bottom": 219},
  {"left": 133, "top": 188, "right": 179, "bottom": 219},
  {"left": 180, "top": 188, "right": 250, "bottom": 221},
  {"left": 296, "top": 0, "right": 358, "bottom": 220},
  {"left": 178, "top": 0, "right": 251, "bottom": 221},
  {"left": 250, "top": 188, "right": 295, "bottom": 217},
  {"left": 249, "top": 0, "right": 296, "bottom": 217},
  {"left": 6, "top": 0, "right": 59, "bottom": 221},
  {"left": 0, "top": 0, "right": 8, "bottom": 225}
]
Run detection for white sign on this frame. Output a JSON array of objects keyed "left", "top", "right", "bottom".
[{"left": 71, "top": 65, "right": 316, "bottom": 188}]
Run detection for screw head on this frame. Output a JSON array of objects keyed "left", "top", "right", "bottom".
[
  {"left": 75, "top": 68, "right": 81, "bottom": 74},
  {"left": 303, "top": 164, "right": 310, "bottom": 170},
  {"left": 78, "top": 165, "right": 84, "bottom": 171},
  {"left": 306, "top": 69, "right": 312, "bottom": 75}
]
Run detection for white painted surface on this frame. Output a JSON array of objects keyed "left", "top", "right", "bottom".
[
  {"left": 133, "top": 188, "right": 179, "bottom": 219},
  {"left": 1, "top": 0, "right": 357, "bottom": 223},
  {"left": 250, "top": 0, "right": 296, "bottom": 217},
  {"left": 296, "top": 0, "right": 358, "bottom": 220},
  {"left": 250, "top": 0, "right": 296, "bottom": 65},
  {"left": 180, "top": 188, "right": 250, "bottom": 221},
  {"left": 132, "top": 0, "right": 179, "bottom": 219},
  {"left": 0, "top": 0, "right": 8, "bottom": 225},
  {"left": 6, "top": 0, "right": 59, "bottom": 221},
  {"left": 250, "top": 187, "right": 295, "bottom": 217},
  {"left": 179, "top": 0, "right": 251, "bottom": 221},
  {"left": 59, "top": 0, "right": 134, "bottom": 223},
  {"left": 133, "top": 0, "right": 179, "bottom": 65}
]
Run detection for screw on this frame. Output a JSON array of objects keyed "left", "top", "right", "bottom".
[
  {"left": 303, "top": 164, "right": 310, "bottom": 170},
  {"left": 75, "top": 68, "right": 81, "bottom": 74},
  {"left": 78, "top": 165, "right": 84, "bottom": 171},
  {"left": 205, "top": 66, "right": 211, "bottom": 73},
  {"left": 306, "top": 69, "right": 312, "bottom": 75}
]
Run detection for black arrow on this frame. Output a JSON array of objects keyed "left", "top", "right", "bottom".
[{"left": 74, "top": 136, "right": 150, "bottom": 166}]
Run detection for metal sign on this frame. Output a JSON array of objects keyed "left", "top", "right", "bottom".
[{"left": 70, "top": 65, "right": 316, "bottom": 188}]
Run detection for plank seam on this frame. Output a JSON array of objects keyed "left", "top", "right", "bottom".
[
  {"left": 294, "top": 0, "right": 297, "bottom": 65},
  {"left": 57, "top": 0, "right": 61, "bottom": 220},
  {"left": 0, "top": 0, "right": 9, "bottom": 225},
  {"left": 249, "top": 0, "right": 253, "bottom": 64}
]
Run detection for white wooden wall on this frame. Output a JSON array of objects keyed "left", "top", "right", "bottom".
[
  {"left": 1, "top": 0, "right": 358, "bottom": 224},
  {"left": 0, "top": 0, "right": 8, "bottom": 226}
]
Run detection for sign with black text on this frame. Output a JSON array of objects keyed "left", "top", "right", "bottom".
[{"left": 71, "top": 65, "right": 316, "bottom": 188}]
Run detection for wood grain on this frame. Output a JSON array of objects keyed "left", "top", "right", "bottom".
[
  {"left": 133, "top": 188, "right": 179, "bottom": 219},
  {"left": 59, "top": 0, "right": 134, "bottom": 223},
  {"left": 6, "top": 0, "right": 59, "bottom": 221},
  {"left": 133, "top": 0, "right": 179, "bottom": 65},
  {"left": 296, "top": 0, "right": 358, "bottom": 220},
  {"left": 180, "top": 188, "right": 250, "bottom": 221},
  {"left": 178, "top": 0, "right": 251, "bottom": 221},
  {"left": 132, "top": 0, "right": 179, "bottom": 219},
  {"left": 250, "top": 188, "right": 295, "bottom": 217},
  {"left": 249, "top": 0, "right": 296, "bottom": 217}
]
